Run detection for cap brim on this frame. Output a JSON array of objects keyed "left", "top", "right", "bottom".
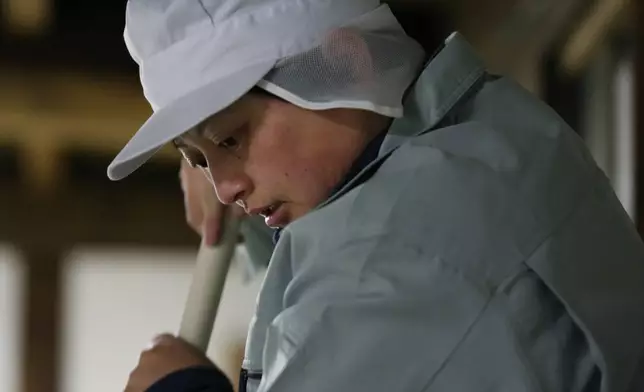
[{"left": 107, "top": 59, "right": 276, "bottom": 181}]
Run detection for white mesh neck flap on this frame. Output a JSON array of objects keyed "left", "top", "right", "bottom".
[{"left": 256, "top": 4, "right": 426, "bottom": 118}]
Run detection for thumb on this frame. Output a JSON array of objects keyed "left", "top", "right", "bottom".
[
  {"left": 199, "top": 174, "right": 225, "bottom": 247},
  {"left": 202, "top": 215, "right": 222, "bottom": 247}
]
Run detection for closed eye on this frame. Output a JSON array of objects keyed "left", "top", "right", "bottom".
[
  {"left": 173, "top": 139, "right": 208, "bottom": 168},
  {"left": 218, "top": 136, "right": 239, "bottom": 150},
  {"left": 188, "top": 153, "right": 208, "bottom": 169}
]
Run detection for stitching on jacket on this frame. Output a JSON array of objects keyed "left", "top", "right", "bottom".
[{"left": 420, "top": 294, "right": 494, "bottom": 391}]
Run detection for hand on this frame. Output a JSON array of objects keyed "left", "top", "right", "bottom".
[
  {"left": 125, "top": 334, "right": 216, "bottom": 392},
  {"left": 179, "top": 160, "right": 244, "bottom": 245}
]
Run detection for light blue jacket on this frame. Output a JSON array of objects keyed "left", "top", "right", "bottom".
[{"left": 239, "top": 33, "right": 644, "bottom": 392}]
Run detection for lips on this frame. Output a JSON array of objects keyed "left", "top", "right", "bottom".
[
  {"left": 259, "top": 204, "right": 279, "bottom": 218},
  {"left": 265, "top": 203, "right": 288, "bottom": 227},
  {"left": 246, "top": 202, "right": 287, "bottom": 227},
  {"left": 248, "top": 202, "right": 282, "bottom": 218}
]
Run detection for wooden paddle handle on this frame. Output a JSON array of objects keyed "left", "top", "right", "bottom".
[{"left": 178, "top": 213, "right": 241, "bottom": 352}]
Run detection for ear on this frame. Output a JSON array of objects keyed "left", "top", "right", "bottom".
[{"left": 322, "top": 28, "right": 375, "bottom": 82}]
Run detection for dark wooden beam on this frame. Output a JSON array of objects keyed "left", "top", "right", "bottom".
[
  {"left": 635, "top": 0, "right": 644, "bottom": 235},
  {"left": 0, "top": 186, "right": 199, "bottom": 250},
  {"left": 21, "top": 247, "right": 62, "bottom": 392}
]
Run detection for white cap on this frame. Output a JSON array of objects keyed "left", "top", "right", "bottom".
[{"left": 107, "top": 0, "right": 381, "bottom": 180}]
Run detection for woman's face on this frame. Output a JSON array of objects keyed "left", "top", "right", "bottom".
[{"left": 174, "top": 92, "right": 386, "bottom": 228}]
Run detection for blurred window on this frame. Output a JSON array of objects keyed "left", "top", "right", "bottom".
[
  {"left": 613, "top": 54, "right": 636, "bottom": 219},
  {"left": 581, "top": 39, "right": 636, "bottom": 220},
  {"left": 59, "top": 246, "right": 263, "bottom": 392},
  {"left": 0, "top": 245, "right": 25, "bottom": 392}
]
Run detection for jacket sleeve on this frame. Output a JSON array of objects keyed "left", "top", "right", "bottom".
[
  {"left": 255, "top": 235, "right": 598, "bottom": 392},
  {"left": 255, "top": 235, "right": 492, "bottom": 392},
  {"left": 146, "top": 366, "right": 234, "bottom": 392}
]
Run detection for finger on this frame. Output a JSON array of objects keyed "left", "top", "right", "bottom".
[
  {"left": 181, "top": 165, "right": 207, "bottom": 234},
  {"left": 199, "top": 172, "right": 226, "bottom": 246},
  {"left": 179, "top": 160, "right": 198, "bottom": 195},
  {"left": 200, "top": 175, "right": 223, "bottom": 214},
  {"left": 203, "top": 215, "right": 222, "bottom": 246},
  {"left": 124, "top": 367, "right": 142, "bottom": 392},
  {"left": 148, "top": 333, "right": 176, "bottom": 350},
  {"left": 185, "top": 197, "right": 205, "bottom": 235},
  {"left": 179, "top": 160, "right": 189, "bottom": 191}
]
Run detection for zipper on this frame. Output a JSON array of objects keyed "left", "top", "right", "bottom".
[{"left": 239, "top": 369, "right": 263, "bottom": 392}]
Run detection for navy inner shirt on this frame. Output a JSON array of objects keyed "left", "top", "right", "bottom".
[{"left": 272, "top": 129, "right": 387, "bottom": 244}]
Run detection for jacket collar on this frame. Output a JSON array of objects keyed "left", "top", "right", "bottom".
[
  {"left": 380, "top": 32, "right": 486, "bottom": 154},
  {"left": 314, "top": 32, "right": 487, "bottom": 210}
]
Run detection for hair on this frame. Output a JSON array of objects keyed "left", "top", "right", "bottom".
[
  {"left": 250, "top": 86, "right": 284, "bottom": 101},
  {"left": 385, "top": 1, "right": 455, "bottom": 56}
]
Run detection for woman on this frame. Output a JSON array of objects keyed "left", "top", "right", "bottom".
[{"left": 115, "top": 0, "right": 644, "bottom": 391}]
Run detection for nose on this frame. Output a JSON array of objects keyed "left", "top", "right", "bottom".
[{"left": 205, "top": 166, "right": 250, "bottom": 206}]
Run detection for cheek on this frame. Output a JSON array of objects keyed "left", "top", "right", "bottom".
[
  {"left": 245, "top": 120, "right": 294, "bottom": 183},
  {"left": 245, "top": 112, "right": 338, "bottom": 206},
  {"left": 248, "top": 145, "right": 334, "bottom": 205}
]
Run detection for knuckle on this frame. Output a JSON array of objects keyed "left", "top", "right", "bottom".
[
  {"left": 153, "top": 333, "right": 175, "bottom": 346},
  {"left": 185, "top": 211, "right": 199, "bottom": 227}
]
